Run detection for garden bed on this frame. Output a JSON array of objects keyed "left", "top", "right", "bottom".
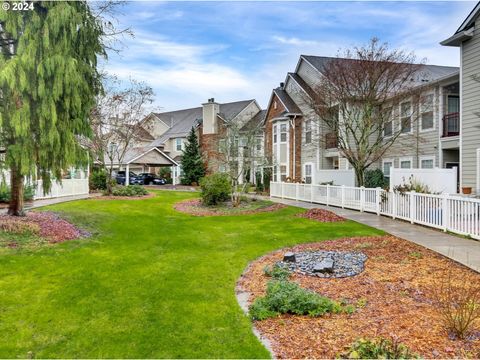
[
  {"left": 297, "top": 208, "right": 345, "bottom": 222},
  {"left": 237, "top": 236, "right": 480, "bottom": 359},
  {"left": 0, "top": 211, "right": 88, "bottom": 249},
  {"left": 174, "top": 198, "right": 285, "bottom": 216}
]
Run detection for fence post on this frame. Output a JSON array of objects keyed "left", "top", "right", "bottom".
[
  {"left": 392, "top": 190, "right": 396, "bottom": 219},
  {"left": 442, "top": 193, "right": 449, "bottom": 232},
  {"left": 310, "top": 184, "right": 314, "bottom": 203},
  {"left": 376, "top": 187, "right": 381, "bottom": 216},
  {"left": 360, "top": 186, "right": 365, "bottom": 212},
  {"left": 326, "top": 184, "right": 330, "bottom": 206},
  {"left": 341, "top": 185, "right": 345, "bottom": 208},
  {"left": 281, "top": 182, "right": 284, "bottom": 199},
  {"left": 295, "top": 182, "right": 299, "bottom": 201},
  {"left": 409, "top": 191, "right": 416, "bottom": 224}
]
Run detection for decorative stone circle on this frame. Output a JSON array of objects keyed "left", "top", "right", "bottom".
[{"left": 277, "top": 250, "right": 367, "bottom": 278}]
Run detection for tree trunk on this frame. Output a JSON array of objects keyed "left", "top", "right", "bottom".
[
  {"left": 354, "top": 166, "right": 365, "bottom": 187},
  {"left": 106, "top": 166, "right": 114, "bottom": 195},
  {"left": 8, "top": 166, "right": 25, "bottom": 216}
]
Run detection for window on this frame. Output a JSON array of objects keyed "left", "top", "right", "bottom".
[
  {"left": 400, "top": 157, "right": 412, "bottom": 169},
  {"left": 304, "top": 119, "right": 312, "bottom": 144},
  {"left": 239, "top": 138, "right": 247, "bottom": 147},
  {"left": 280, "top": 165, "right": 287, "bottom": 182},
  {"left": 273, "top": 166, "right": 278, "bottom": 182},
  {"left": 273, "top": 125, "right": 278, "bottom": 144},
  {"left": 383, "top": 107, "right": 393, "bottom": 137},
  {"left": 383, "top": 160, "right": 393, "bottom": 179},
  {"left": 421, "top": 94, "right": 434, "bottom": 130},
  {"left": 304, "top": 163, "right": 312, "bottom": 184},
  {"left": 420, "top": 156, "right": 435, "bottom": 169},
  {"left": 280, "top": 124, "right": 287, "bottom": 142},
  {"left": 176, "top": 138, "right": 182, "bottom": 151},
  {"left": 400, "top": 102, "right": 412, "bottom": 133},
  {"left": 256, "top": 137, "right": 262, "bottom": 151}
]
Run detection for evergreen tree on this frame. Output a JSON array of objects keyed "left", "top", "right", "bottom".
[
  {"left": 180, "top": 127, "right": 205, "bottom": 185},
  {"left": 0, "top": 2, "right": 105, "bottom": 215}
]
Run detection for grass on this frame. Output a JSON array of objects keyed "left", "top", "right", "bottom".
[{"left": 0, "top": 191, "right": 384, "bottom": 358}]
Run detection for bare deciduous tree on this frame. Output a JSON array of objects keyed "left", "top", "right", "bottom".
[
  {"left": 307, "top": 38, "right": 429, "bottom": 185},
  {"left": 89, "top": 76, "right": 155, "bottom": 194}
]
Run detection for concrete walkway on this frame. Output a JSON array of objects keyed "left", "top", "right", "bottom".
[{"left": 268, "top": 197, "right": 480, "bottom": 272}]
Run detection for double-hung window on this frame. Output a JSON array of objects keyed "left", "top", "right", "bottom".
[
  {"left": 176, "top": 138, "right": 182, "bottom": 151},
  {"left": 400, "top": 157, "right": 412, "bottom": 169},
  {"left": 383, "top": 107, "right": 393, "bottom": 137},
  {"left": 280, "top": 124, "right": 287, "bottom": 143},
  {"left": 383, "top": 160, "right": 393, "bottom": 181},
  {"left": 304, "top": 119, "right": 312, "bottom": 144},
  {"left": 400, "top": 102, "right": 412, "bottom": 133},
  {"left": 421, "top": 94, "right": 434, "bottom": 131},
  {"left": 420, "top": 156, "right": 435, "bottom": 169},
  {"left": 304, "top": 163, "right": 312, "bottom": 184},
  {"left": 273, "top": 125, "right": 278, "bottom": 144}
]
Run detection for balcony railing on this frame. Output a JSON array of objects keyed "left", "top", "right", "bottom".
[
  {"left": 325, "top": 132, "right": 338, "bottom": 149},
  {"left": 442, "top": 112, "right": 459, "bottom": 137}
]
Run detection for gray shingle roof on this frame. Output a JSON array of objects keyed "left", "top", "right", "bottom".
[
  {"left": 273, "top": 88, "right": 302, "bottom": 114},
  {"left": 240, "top": 109, "right": 266, "bottom": 132},
  {"left": 301, "top": 55, "right": 459, "bottom": 86},
  {"left": 149, "top": 100, "right": 255, "bottom": 147}
]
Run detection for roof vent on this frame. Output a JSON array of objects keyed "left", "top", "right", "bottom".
[{"left": 280, "top": 82, "right": 285, "bottom": 89}]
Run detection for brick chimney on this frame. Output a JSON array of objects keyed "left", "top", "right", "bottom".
[{"left": 202, "top": 98, "right": 220, "bottom": 134}]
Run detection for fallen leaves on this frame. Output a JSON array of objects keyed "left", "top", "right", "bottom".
[
  {"left": 297, "top": 208, "right": 346, "bottom": 222},
  {"left": 237, "top": 236, "right": 480, "bottom": 359}
]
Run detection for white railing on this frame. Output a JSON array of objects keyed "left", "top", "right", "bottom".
[{"left": 270, "top": 182, "right": 480, "bottom": 240}]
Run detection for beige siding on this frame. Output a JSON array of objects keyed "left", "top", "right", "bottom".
[
  {"left": 461, "top": 22, "right": 480, "bottom": 190},
  {"left": 297, "top": 59, "right": 321, "bottom": 89}
]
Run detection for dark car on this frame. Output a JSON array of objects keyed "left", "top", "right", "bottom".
[
  {"left": 152, "top": 177, "right": 167, "bottom": 185},
  {"left": 115, "top": 171, "right": 138, "bottom": 185},
  {"left": 134, "top": 173, "right": 165, "bottom": 185}
]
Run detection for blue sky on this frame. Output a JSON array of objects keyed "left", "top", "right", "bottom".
[{"left": 104, "top": 1, "right": 476, "bottom": 111}]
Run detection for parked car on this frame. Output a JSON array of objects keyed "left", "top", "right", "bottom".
[
  {"left": 152, "top": 177, "right": 167, "bottom": 185},
  {"left": 134, "top": 173, "right": 167, "bottom": 185},
  {"left": 115, "top": 171, "right": 138, "bottom": 185}
]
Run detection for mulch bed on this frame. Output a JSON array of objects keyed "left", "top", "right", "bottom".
[
  {"left": 0, "top": 211, "right": 88, "bottom": 244},
  {"left": 91, "top": 192, "right": 155, "bottom": 201},
  {"left": 236, "top": 236, "right": 480, "bottom": 359},
  {"left": 297, "top": 208, "right": 345, "bottom": 222},
  {"left": 174, "top": 198, "right": 286, "bottom": 216}
]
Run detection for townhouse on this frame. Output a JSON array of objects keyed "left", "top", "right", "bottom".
[{"left": 441, "top": 2, "right": 480, "bottom": 193}]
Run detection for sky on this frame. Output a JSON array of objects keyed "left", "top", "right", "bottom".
[{"left": 103, "top": 1, "right": 477, "bottom": 112}]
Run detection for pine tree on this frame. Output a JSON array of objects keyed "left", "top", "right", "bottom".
[
  {"left": 181, "top": 127, "right": 205, "bottom": 185},
  {"left": 0, "top": 2, "right": 105, "bottom": 215}
]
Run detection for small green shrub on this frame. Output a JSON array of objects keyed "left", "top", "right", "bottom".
[
  {"left": 264, "top": 264, "right": 291, "bottom": 280},
  {"left": 365, "top": 169, "right": 387, "bottom": 189},
  {"left": 199, "top": 173, "right": 231, "bottom": 206},
  {"left": 249, "top": 280, "right": 347, "bottom": 320},
  {"left": 90, "top": 170, "right": 108, "bottom": 190},
  {"left": 111, "top": 185, "right": 148, "bottom": 197},
  {"left": 339, "top": 337, "right": 418, "bottom": 359},
  {"left": 0, "top": 183, "right": 35, "bottom": 203}
]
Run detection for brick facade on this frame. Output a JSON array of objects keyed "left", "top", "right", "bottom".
[{"left": 198, "top": 121, "right": 227, "bottom": 174}]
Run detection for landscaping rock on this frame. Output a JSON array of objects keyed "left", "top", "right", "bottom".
[
  {"left": 277, "top": 250, "right": 367, "bottom": 278},
  {"left": 283, "top": 252, "right": 296, "bottom": 262},
  {"left": 313, "top": 258, "right": 334, "bottom": 273}
]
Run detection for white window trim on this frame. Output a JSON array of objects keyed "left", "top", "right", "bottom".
[
  {"left": 175, "top": 138, "right": 183, "bottom": 151},
  {"left": 419, "top": 155, "right": 435, "bottom": 169},
  {"left": 419, "top": 92, "right": 436, "bottom": 133},
  {"left": 399, "top": 101, "right": 413, "bottom": 135},
  {"left": 303, "top": 162, "right": 314, "bottom": 184},
  {"left": 382, "top": 158, "right": 394, "bottom": 177},
  {"left": 399, "top": 156, "right": 413, "bottom": 169},
  {"left": 383, "top": 107, "right": 394, "bottom": 138},
  {"left": 304, "top": 119, "right": 312, "bottom": 144}
]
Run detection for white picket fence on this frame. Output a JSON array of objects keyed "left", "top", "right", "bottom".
[
  {"left": 34, "top": 179, "right": 89, "bottom": 200},
  {"left": 270, "top": 181, "right": 480, "bottom": 240}
]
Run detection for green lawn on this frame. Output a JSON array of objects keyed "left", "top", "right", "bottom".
[{"left": 0, "top": 191, "right": 383, "bottom": 358}]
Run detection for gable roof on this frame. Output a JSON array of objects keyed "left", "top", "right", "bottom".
[
  {"left": 240, "top": 109, "right": 267, "bottom": 132},
  {"left": 299, "top": 55, "right": 458, "bottom": 86},
  {"left": 148, "top": 99, "right": 256, "bottom": 147},
  {"left": 441, "top": 2, "right": 480, "bottom": 46},
  {"left": 273, "top": 88, "right": 302, "bottom": 114}
]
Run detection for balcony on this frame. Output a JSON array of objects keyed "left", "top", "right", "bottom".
[
  {"left": 442, "top": 112, "right": 459, "bottom": 137},
  {"left": 325, "top": 132, "right": 338, "bottom": 149}
]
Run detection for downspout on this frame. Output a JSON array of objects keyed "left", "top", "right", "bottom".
[{"left": 290, "top": 115, "right": 298, "bottom": 181}]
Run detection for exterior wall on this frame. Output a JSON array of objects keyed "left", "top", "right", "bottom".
[
  {"left": 199, "top": 120, "right": 227, "bottom": 173},
  {"left": 461, "top": 21, "right": 480, "bottom": 191},
  {"left": 163, "top": 137, "right": 185, "bottom": 161},
  {"left": 264, "top": 93, "right": 288, "bottom": 169},
  {"left": 232, "top": 101, "right": 261, "bottom": 126},
  {"left": 150, "top": 116, "right": 170, "bottom": 138},
  {"left": 202, "top": 102, "right": 220, "bottom": 135},
  {"left": 297, "top": 59, "right": 321, "bottom": 89}
]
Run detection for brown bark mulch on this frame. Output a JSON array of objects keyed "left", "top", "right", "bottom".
[
  {"left": 174, "top": 198, "right": 286, "bottom": 216},
  {"left": 297, "top": 208, "right": 345, "bottom": 222},
  {"left": 237, "top": 235, "right": 480, "bottom": 359}
]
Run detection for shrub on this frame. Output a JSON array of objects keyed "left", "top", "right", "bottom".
[
  {"left": 90, "top": 170, "right": 108, "bottom": 190},
  {"left": 432, "top": 267, "right": 480, "bottom": 339},
  {"left": 393, "top": 175, "right": 432, "bottom": 194},
  {"left": 0, "top": 183, "right": 35, "bottom": 203},
  {"left": 249, "top": 280, "right": 347, "bottom": 320},
  {"left": 111, "top": 185, "right": 148, "bottom": 197},
  {"left": 364, "top": 169, "right": 387, "bottom": 189},
  {"left": 264, "top": 264, "right": 291, "bottom": 280},
  {"left": 339, "top": 336, "right": 418, "bottom": 359},
  {"left": 199, "top": 173, "right": 231, "bottom": 206}
]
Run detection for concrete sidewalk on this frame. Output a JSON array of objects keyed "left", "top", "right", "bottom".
[{"left": 268, "top": 197, "right": 480, "bottom": 272}]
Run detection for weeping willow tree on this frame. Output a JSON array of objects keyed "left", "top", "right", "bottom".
[{"left": 0, "top": 2, "right": 106, "bottom": 215}]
